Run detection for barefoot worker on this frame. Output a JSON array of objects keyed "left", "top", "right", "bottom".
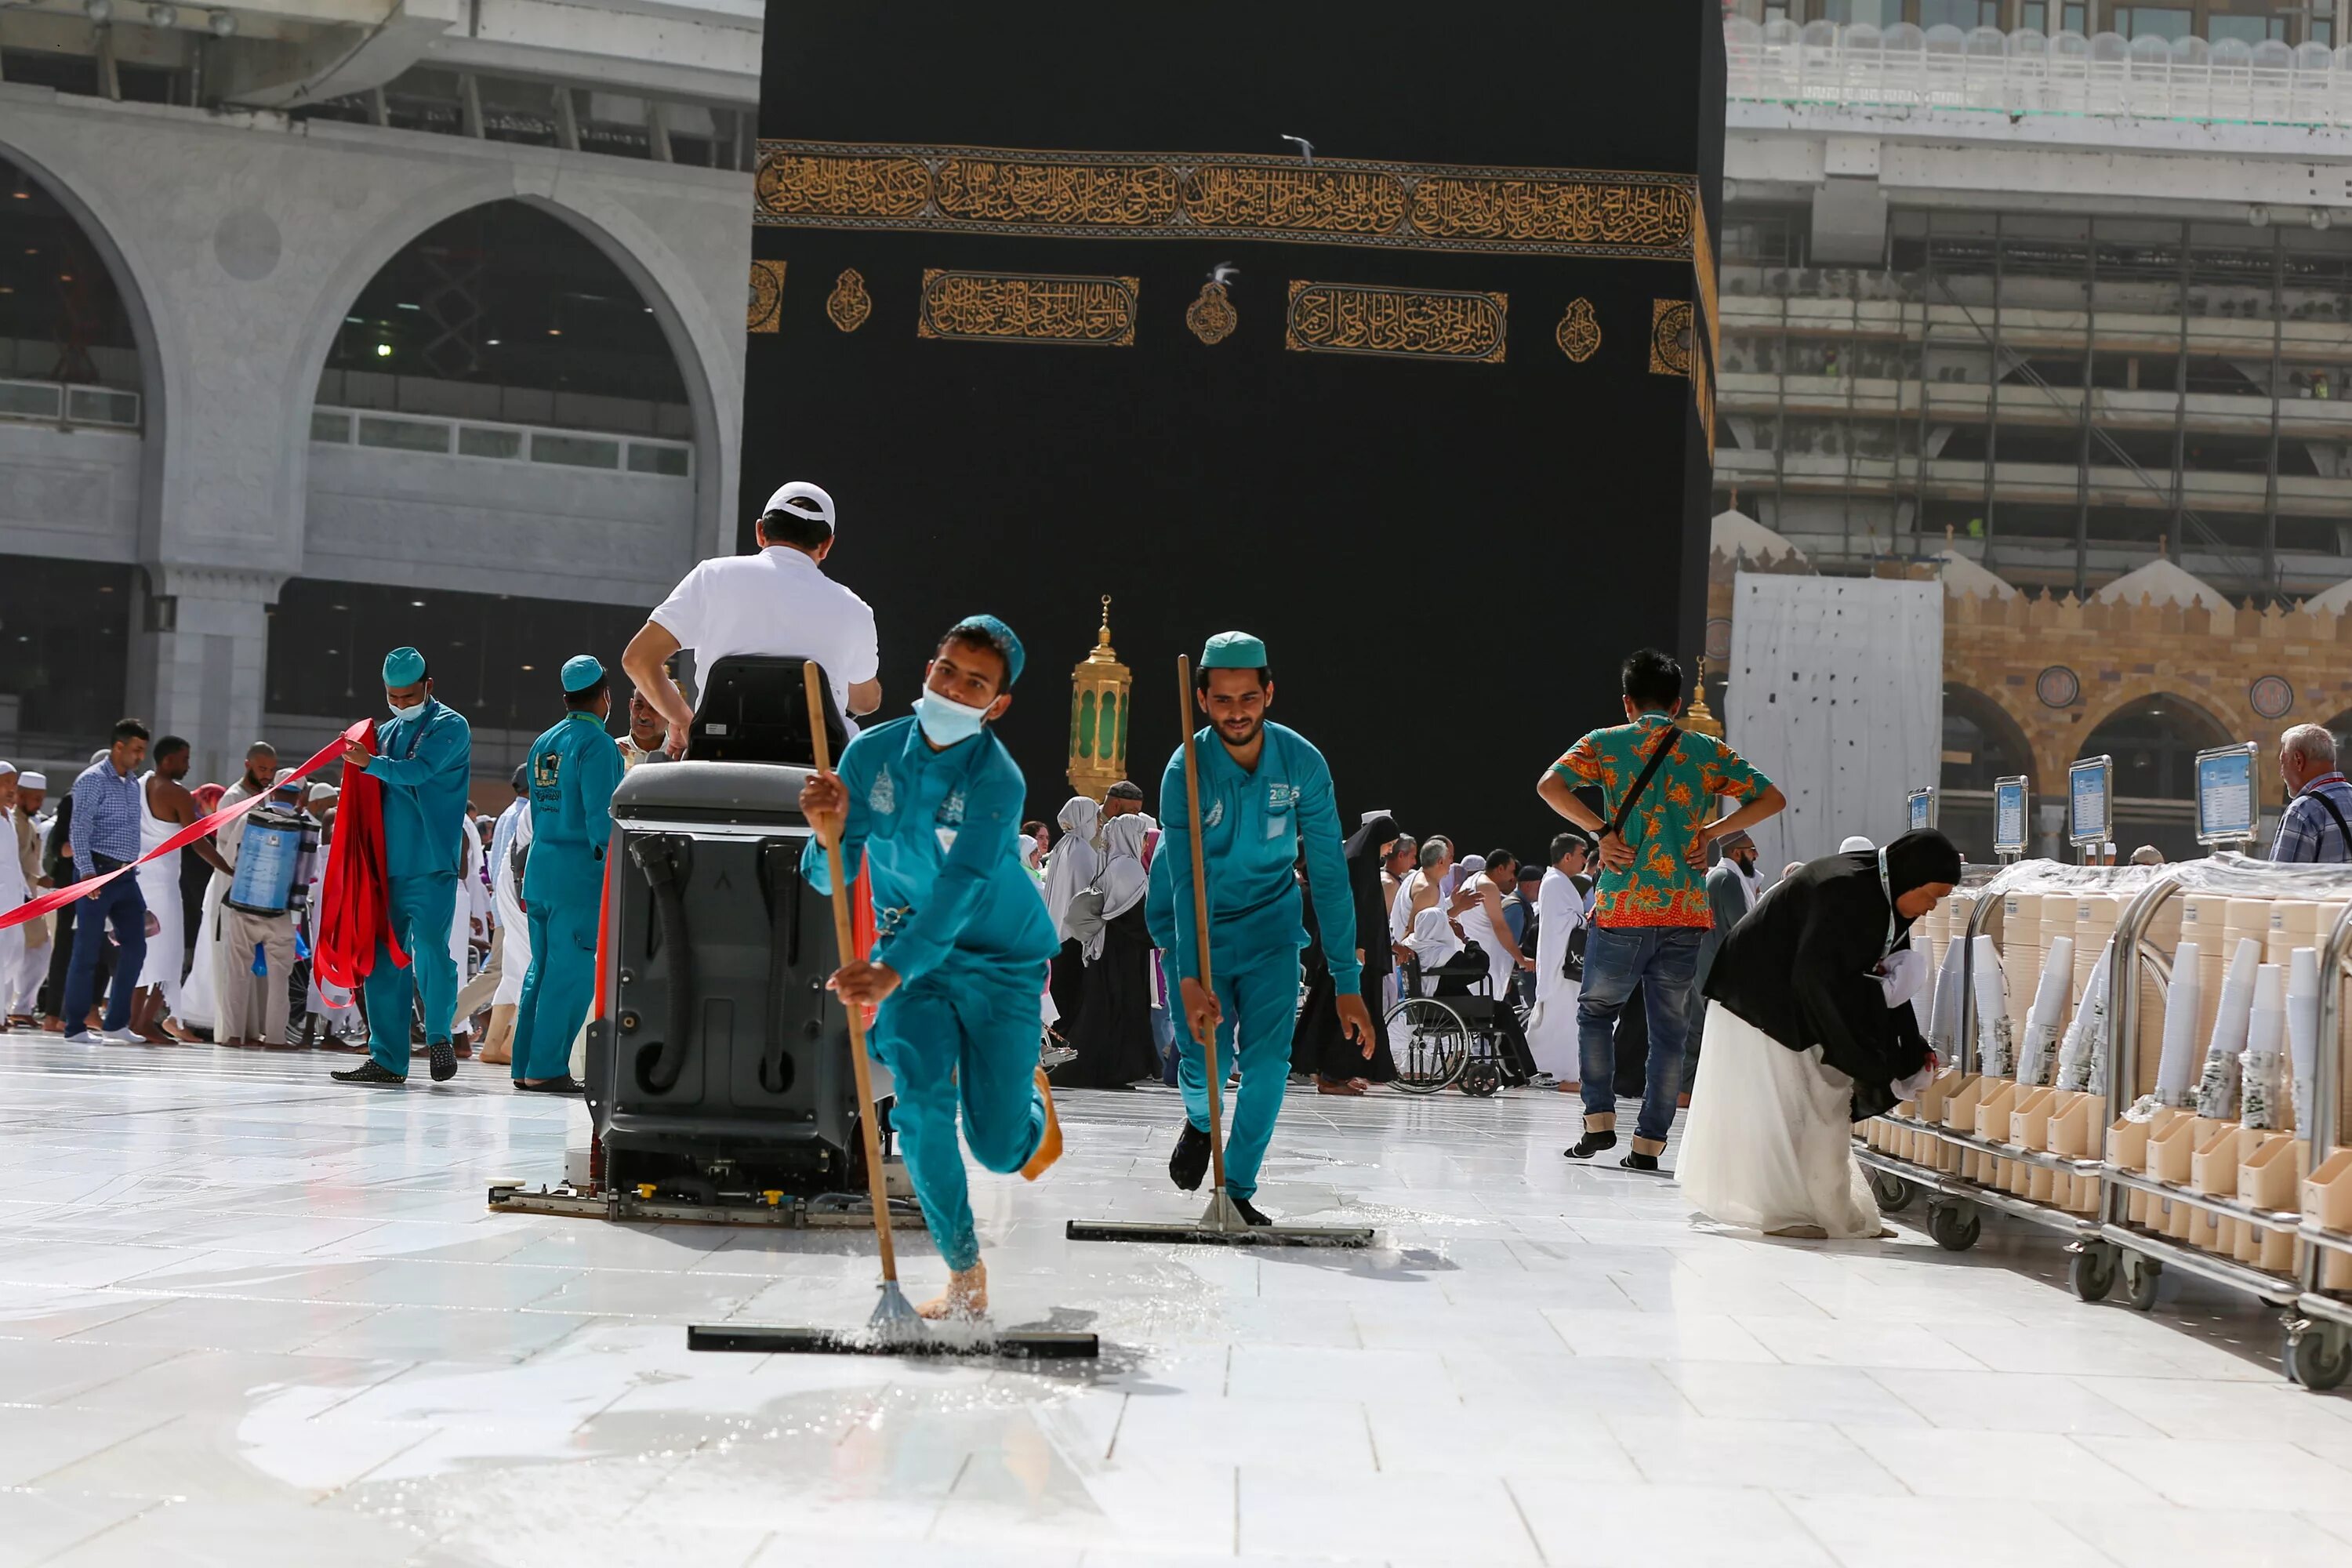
[
  {"left": 1156, "top": 631, "right": 1375, "bottom": 1225},
  {"left": 797, "top": 615, "right": 1063, "bottom": 1319}
]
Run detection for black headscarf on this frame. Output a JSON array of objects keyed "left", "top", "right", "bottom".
[
  {"left": 1702, "top": 829, "right": 1962, "bottom": 1120},
  {"left": 1342, "top": 815, "right": 1401, "bottom": 981}
]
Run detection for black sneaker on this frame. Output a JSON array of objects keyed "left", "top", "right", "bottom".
[
  {"left": 1231, "top": 1195, "right": 1272, "bottom": 1227},
  {"left": 1565, "top": 1130, "right": 1618, "bottom": 1160},
  {"left": 428, "top": 1039, "right": 457, "bottom": 1082},
  {"left": 1620, "top": 1150, "right": 1664, "bottom": 1174},
  {"left": 1168, "top": 1120, "right": 1212, "bottom": 1191},
  {"left": 332, "top": 1059, "right": 407, "bottom": 1086},
  {"left": 513, "top": 1075, "right": 585, "bottom": 1096}
]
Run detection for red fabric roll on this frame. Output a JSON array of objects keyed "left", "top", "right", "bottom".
[{"left": 314, "top": 719, "right": 408, "bottom": 989}]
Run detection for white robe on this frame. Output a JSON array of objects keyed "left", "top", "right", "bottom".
[
  {"left": 1678, "top": 1000, "right": 1882, "bottom": 1239},
  {"left": 132, "top": 774, "right": 186, "bottom": 1009},
  {"left": 1526, "top": 868, "right": 1586, "bottom": 1080},
  {"left": 492, "top": 809, "right": 533, "bottom": 1008}
]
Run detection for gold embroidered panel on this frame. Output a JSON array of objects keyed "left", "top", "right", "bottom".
[
  {"left": 757, "top": 141, "right": 1696, "bottom": 261},
  {"left": 1650, "top": 299, "right": 1693, "bottom": 378},
  {"left": 1555, "top": 298, "right": 1601, "bottom": 363},
  {"left": 916, "top": 270, "right": 1141, "bottom": 346},
  {"left": 1283, "top": 281, "right": 1508, "bottom": 364},
  {"left": 747, "top": 260, "right": 785, "bottom": 334}
]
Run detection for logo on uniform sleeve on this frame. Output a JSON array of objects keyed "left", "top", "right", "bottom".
[
  {"left": 1203, "top": 800, "right": 1223, "bottom": 829},
  {"left": 869, "top": 767, "right": 897, "bottom": 815}
]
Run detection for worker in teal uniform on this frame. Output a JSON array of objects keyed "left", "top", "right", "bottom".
[
  {"left": 509, "top": 655, "right": 624, "bottom": 1095},
  {"left": 332, "top": 646, "right": 474, "bottom": 1087},
  {"left": 1157, "top": 632, "right": 1374, "bottom": 1224},
  {"left": 799, "top": 615, "right": 1063, "bottom": 1321}
]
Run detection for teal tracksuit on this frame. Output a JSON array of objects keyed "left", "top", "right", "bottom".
[
  {"left": 361, "top": 698, "right": 473, "bottom": 1073},
  {"left": 801, "top": 715, "right": 1058, "bottom": 1272},
  {"left": 1155, "top": 721, "right": 1359, "bottom": 1201},
  {"left": 512, "top": 710, "right": 624, "bottom": 1082}
]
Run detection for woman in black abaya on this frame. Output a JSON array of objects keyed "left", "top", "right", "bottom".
[
  {"left": 1058, "top": 814, "right": 1160, "bottom": 1088},
  {"left": 1679, "top": 829, "right": 1962, "bottom": 1239},
  {"left": 1290, "top": 815, "right": 1402, "bottom": 1092}
]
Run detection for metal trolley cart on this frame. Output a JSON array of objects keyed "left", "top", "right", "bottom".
[
  {"left": 1858, "top": 859, "right": 2158, "bottom": 1262},
  {"left": 2066, "top": 855, "right": 2352, "bottom": 1389}
]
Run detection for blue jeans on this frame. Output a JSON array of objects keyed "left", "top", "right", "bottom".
[
  {"left": 1575, "top": 924, "right": 1703, "bottom": 1148},
  {"left": 64, "top": 869, "right": 147, "bottom": 1033}
]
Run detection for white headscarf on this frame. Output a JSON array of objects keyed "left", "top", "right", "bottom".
[
  {"left": 1041, "top": 795, "right": 1102, "bottom": 940},
  {"left": 1082, "top": 815, "right": 1152, "bottom": 959},
  {"left": 1406, "top": 905, "right": 1465, "bottom": 995},
  {"left": 1440, "top": 852, "right": 1485, "bottom": 900}
]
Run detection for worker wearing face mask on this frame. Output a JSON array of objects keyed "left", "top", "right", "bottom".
[
  {"left": 797, "top": 615, "right": 1063, "bottom": 1323},
  {"left": 331, "top": 647, "right": 473, "bottom": 1087}
]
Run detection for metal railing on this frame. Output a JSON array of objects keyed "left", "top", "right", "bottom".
[
  {"left": 1727, "top": 18, "right": 2352, "bottom": 128},
  {"left": 0, "top": 376, "right": 142, "bottom": 430},
  {"left": 309, "top": 406, "right": 692, "bottom": 478}
]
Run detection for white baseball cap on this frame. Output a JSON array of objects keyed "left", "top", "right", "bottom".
[{"left": 762, "top": 481, "right": 836, "bottom": 532}]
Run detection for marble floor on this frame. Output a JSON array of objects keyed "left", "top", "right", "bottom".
[{"left": 0, "top": 1033, "right": 2348, "bottom": 1568}]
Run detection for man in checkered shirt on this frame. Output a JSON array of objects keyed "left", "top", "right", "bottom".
[{"left": 2270, "top": 724, "right": 2352, "bottom": 864}]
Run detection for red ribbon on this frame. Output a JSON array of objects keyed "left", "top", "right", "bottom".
[{"left": 0, "top": 722, "right": 362, "bottom": 934}]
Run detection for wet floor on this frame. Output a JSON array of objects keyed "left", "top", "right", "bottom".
[{"left": 2, "top": 1033, "right": 2349, "bottom": 1566}]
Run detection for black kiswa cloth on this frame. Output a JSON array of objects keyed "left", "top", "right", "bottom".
[{"left": 1700, "top": 830, "right": 1963, "bottom": 1121}]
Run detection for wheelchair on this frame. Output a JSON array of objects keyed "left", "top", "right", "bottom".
[{"left": 1383, "top": 943, "right": 1523, "bottom": 1098}]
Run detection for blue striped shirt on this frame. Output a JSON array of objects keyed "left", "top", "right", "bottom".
[
  {"left": 70, "top": 757, "right": 142, "bottom": 878},
  {"left": 2272, "top": 772, "right": 2352, "bottom": 864}
]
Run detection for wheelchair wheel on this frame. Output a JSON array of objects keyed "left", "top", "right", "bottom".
[
  {"left": 1461, "top": 1059, "right": 1503, "bottom": 1098},
  {"left": 1385, "top": 997, "right": 1469, "bottom": 1095}
]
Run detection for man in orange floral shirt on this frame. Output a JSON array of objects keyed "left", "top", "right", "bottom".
[{"left": 1536, "top": 649, "right": 1785, "bottom": 1171}]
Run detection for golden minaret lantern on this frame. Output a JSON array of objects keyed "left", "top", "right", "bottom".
[
  {"left": 1067, "top": 595, "right": 1133, "bottom": 800},
  {"left": 1682, "top": 654, "right": 1725, "bottom": 741}
]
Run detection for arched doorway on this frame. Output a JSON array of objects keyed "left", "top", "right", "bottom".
[
  {"left": 2080, "top": 695, "right": 2233, "bottom": 862},
  {"left": 276, "top": 200, "right": 699, "bottom": 785},
  {"left": 1939, "top": 683, "right": 2034, "bottom": 862},
  {"left": 0, "top": 151, "right": 146, "bottom": 774}
]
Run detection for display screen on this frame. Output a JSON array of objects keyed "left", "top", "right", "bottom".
[
  {"left": 2195, "top": 746, "right": 2258, "bottom": 843},
  {"left": 1907, "top": 789, "right": 1933, "bottom": 832},
  {"left": 1994, "top": 779, "right": 2027, "bottom": 852},
  {"left": 2069, "top": 758, "right": 2111, "bottom": 846}
]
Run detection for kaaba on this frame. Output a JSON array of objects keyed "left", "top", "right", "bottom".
[{"left": 744, "top": 2, "right": 1723, "bottom": 847}]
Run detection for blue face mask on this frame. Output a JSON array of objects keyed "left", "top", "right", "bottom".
[{"left": 913, "top": 687, "right": 990, "bottom": 747}]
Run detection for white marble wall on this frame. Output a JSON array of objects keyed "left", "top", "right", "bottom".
[{"left": 0, "top": 82, "right": 750, "bottom": 782}]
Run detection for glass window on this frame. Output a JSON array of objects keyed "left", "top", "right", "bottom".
[
  {"left": 65, "top": 387, "right": 139, "bottom": 426},
  {"left": 310, "top": 409, "right": 351, "bottom": 443},
  {"left": 626, "top": 443, "right": 691, "bottom": 477},
  {"left": 457, "top": 426, "right": 523, "bottom": 459},
  {"left": 2207, "top": 16, "right": 2278, "bottom": 43},
  {"left": 2113, "top": 6, "right": 2194, "bottom": 39},
  {"left": 1815, "top": 1, "right": 1892, "bottom": 21},
  {"left": 357, "top": 416, "right": 452, "bottom": 454},
  {"left": 2061, "top": 2, "right": 2087, "bottom": 31},
  {"left": 0, "top": 382, "right": 64, "bottom": 420},
  {"left": 2021, "top": 2, "right": 2049, "bottom": 30},
  {"left": 1919, "top": 0, "right": 1999, "bottom": 26},
  {"left": 529, "top": 433, "right": 621, "bottom": 470}
]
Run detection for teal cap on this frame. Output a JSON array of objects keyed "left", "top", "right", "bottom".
[
  {"left": 1200, "top": 630, "right": 1268, "bottom": 670},
  {"left": 948, "top": 614, "right": 1024, "bottom": 686},
  {"left": 382, "top": 647, "right": 426, "bottom": 688},
  {"left": 561, "top": 654, "right": 605, "bottom": 694}
]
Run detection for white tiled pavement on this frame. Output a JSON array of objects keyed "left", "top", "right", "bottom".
[{"left": 1, "top": 1032, "right": 2349, "bottom": 1566}]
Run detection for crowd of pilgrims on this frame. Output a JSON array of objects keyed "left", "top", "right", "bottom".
[{"left": 1023, "top": 786, "right": 1602, "bottom": 1098}]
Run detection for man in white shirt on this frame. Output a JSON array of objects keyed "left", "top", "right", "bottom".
[{"left": 622, "top": 481, "right": 882, "bottom": 753}]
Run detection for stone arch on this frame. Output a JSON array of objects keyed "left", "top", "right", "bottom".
[
  {"left": 284, "top": 169, "right": 739, "bottom": 569},
  {"left": 2040, "top": 678, "right": 2245, "bottom": 802},
  {"left": 0, "top": 136, "right": 172, "bottom": 560},
  {"left": 1941, "top": 681, "right": 2036, "bottom": 790}
]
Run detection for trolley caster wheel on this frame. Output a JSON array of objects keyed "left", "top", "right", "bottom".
[
  {"left": 2067, "top": 1243, "right": 2116, "bottom": 1303},
  {"left": 1461, "top": 1061, "right": 1502, "bottom": 1098},
  {"left": 2122, "top": 1254, "right": 2162, "bottom": 1312},
  {"left": 1926, "top": 1201, "right": 1981, "bottom": 1252},
  {"left": 1868, "top": 1170, "right": 1915, "bottom": 1213},
  {"left": 2284, "top": 1320, "right": 2352, "bottom": 1392}
]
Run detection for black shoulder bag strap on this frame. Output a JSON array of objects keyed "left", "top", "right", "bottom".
[
  {"left": 1607, "top": 724, "right": 1683, "bottom": 844},
  {"left": 2307, "top": 789, "right": 2352, "bottom": 862}
]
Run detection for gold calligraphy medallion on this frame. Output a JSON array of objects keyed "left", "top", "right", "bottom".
[
  {"left": 916, "top": 270, "right": 1141, "bottom": 346},
  {"left": 1186, "top": 280, "right": 1239, "bottom": 346},
  {"left": 747, "top": 260, "right": 786, "bottom": 334},
  {"left": 1555, "top": 298, "right": 1601, "bottom": 363},
  {"left": 1650, "top": 300, "right": 1693, "bottom": 377},
  {"left": 827, "top": 269, "right": 873, "bottom": 332},
  {"left": 1283, "top": 281, "right": 1507, "bottom": 364}
]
